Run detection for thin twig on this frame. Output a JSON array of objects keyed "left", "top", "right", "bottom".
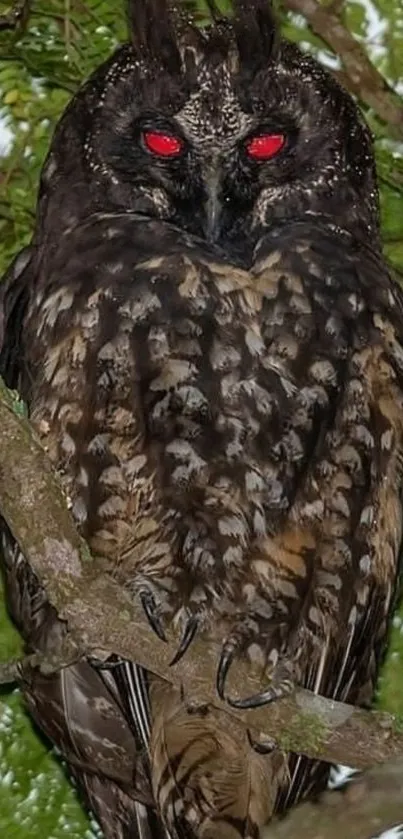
[{"left": 282, "top": 0, "right": 403, "bottom": 138}]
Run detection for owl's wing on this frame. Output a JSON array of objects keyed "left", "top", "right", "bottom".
[
  {"left": 0, "top": 517, "right": 162, "bottom": 839},
  {"left": 251, "top": 221, "right": 403, "bottom": 806},
  {"left": 0, "top": 245, "right": 34, "bottom": 385},
  {"left": 0, "top": 226, "right": 172, "bottom": 839}
]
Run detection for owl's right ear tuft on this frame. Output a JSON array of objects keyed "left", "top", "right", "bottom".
[
  {"left": 233, "top": 0, "right": 279, "bottom": 77},
  {"left": 127, "top": 0, "right": 183, "bottom": 76}
]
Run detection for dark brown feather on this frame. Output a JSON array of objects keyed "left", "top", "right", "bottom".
[
  {"left": 127, "top": 0, "right": 183, "bottom": 75},
  {"left": 1, "top": 1, "right": 402, "bottom": 836},
  {"left": 232, "top": 0, "right": 278, "bottom": 76}
]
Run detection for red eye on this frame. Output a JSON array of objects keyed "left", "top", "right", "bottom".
[
  {"left": 246, "top": 134, "right": 285, "bottom": 160},
  {"left": 142, "top": 131, "right": 183, "bottom": 157}
]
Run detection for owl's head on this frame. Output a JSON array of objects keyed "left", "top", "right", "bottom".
[{"left": 36, "top": 0, "right": 380, "bottom": 258}]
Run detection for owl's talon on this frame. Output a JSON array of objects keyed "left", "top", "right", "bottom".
[
  {"left": 216, "top": 639, "right": 236, "bottom": 701},
  {"left": 140, "top": 590, "right": 167, "bottom": 642},
  {"left": 226, "top": 678, "right": 294, "bottom": 709},
  {"left": 247, "top": 729, "right": 277, "bottom": 755},
  {"left": 217, "top": 638, "right": 294, "bottom": 707},
  {"left": 170, "top": 614, "right": 199, "bottom": 666}
]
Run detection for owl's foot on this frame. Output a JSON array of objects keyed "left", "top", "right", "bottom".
[
  {"left": 247, "top": 729, "right": 277, "bottom": 754},
  {"left": 216, "top": 637, "right": 294, "bottom": 709},
  {"left": 140, "top": 587, "right": 167, "bottom": 642},
  {"left": 170, "top": 613, "right": 200, "bottom": 666},
  {"left": 138, "top": 578, "right": 202, "bottom": 660}
]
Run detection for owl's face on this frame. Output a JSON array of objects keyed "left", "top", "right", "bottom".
[{"left": 36, "top": 1, "right": 379, "bottom": 260}]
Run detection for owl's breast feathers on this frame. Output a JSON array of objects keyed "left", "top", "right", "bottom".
[
  {"left": 2, "top": 214, "right": 403, "bottom": 833},
  {"left": 19, "top": 215, "right": 403, "bottom": 637}
]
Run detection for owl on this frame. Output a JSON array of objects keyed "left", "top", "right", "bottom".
[{"left": 1, "top": 1, "right": 403, "bottom": 838}]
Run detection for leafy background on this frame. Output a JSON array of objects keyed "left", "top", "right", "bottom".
[{"left": 0, "top": 0, "right": 403, "bottom": 836}]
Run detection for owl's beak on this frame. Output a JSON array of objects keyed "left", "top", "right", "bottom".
[{"left": 203, "top": 167, "right": 222, "bottom": 242}]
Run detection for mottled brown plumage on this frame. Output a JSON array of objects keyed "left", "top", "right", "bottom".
[
  {"left": 148, "top": 677, "right": 286, "bottom": 838},
  {"left": 1, "top": 1, "right": 402, "bottom": 837}
]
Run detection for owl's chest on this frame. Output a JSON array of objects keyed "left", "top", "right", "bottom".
[
  {"left": 21, "top": 268, "right": 380, "bottom": 613},
  {"left": 130, "top": 274, "right": 348, "bottom": 460},
  {"left": 25, "top": 267, "right": 353, "bottom": 477}
]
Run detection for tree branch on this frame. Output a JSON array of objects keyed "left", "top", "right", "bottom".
[
  {"left": 264, "top": 756, "right": 403, "bottom": 839},
  {"left": 0, "top": 0, "right": 30, "bottom": 31},
  {"left": 282, "top": 0, "right": 403, "bottom": 138},
  {"left": 1, "top": 377, "right": 403, "bottom": 772}
]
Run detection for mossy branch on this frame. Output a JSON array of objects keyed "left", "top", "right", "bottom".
[
  {"left": 264, "top": 756, "right": 403, "bottom": 838},
  {"left": 0, "top": 376, "right": 403, "bottom": 773}
]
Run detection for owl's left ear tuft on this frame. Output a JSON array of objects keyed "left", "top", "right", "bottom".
[
  {"left": 127, "top": 0, "right": 183, "bottom": 76},
  {"left": 232, "top": 0, "right": 278, "bottom": 77}
]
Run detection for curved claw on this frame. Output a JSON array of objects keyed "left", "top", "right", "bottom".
[
  {"left": 227, "top": 678, "right": 294, "bottom": 709},
  {"left": 170, "top": 615, "right": 199, "bottom": 666},
  {"left": 140, "top": 589, "right": 167, "bottom": 642},
  {"left": 247, "top": 729, "right": 277, "bottom": 755},
  {"left": 216, "top": 639, "right": 237, "bottom": 701}
]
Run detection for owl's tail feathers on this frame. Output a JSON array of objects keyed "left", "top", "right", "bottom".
[
  {"left": 99, "top": 661, "right": 173, "bottom": 839},
  {"left": 75, "top": 770, "right": 170, "bottom": 839},
  {"left": 148, "top": 676, "right": 288, "bottom": 839},
  {"left": 62, "top": 659, "right": 169, "bottom": 839}
]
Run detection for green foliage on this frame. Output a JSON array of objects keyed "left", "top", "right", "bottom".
[
  {"left": 0, "top": 692, "right": 100, "bottom": 839},
  {"left": 377, "top": 611, "right": 403, "bottom": 716},
  {"left": 0, "top": 0, "right": 403, "bottom": 835},
  {"left": 0, "top": 0, "right": 127, "bottom": 270},
  {"left": 0, "top": 574, "right": 99, "bottom": 836}
]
